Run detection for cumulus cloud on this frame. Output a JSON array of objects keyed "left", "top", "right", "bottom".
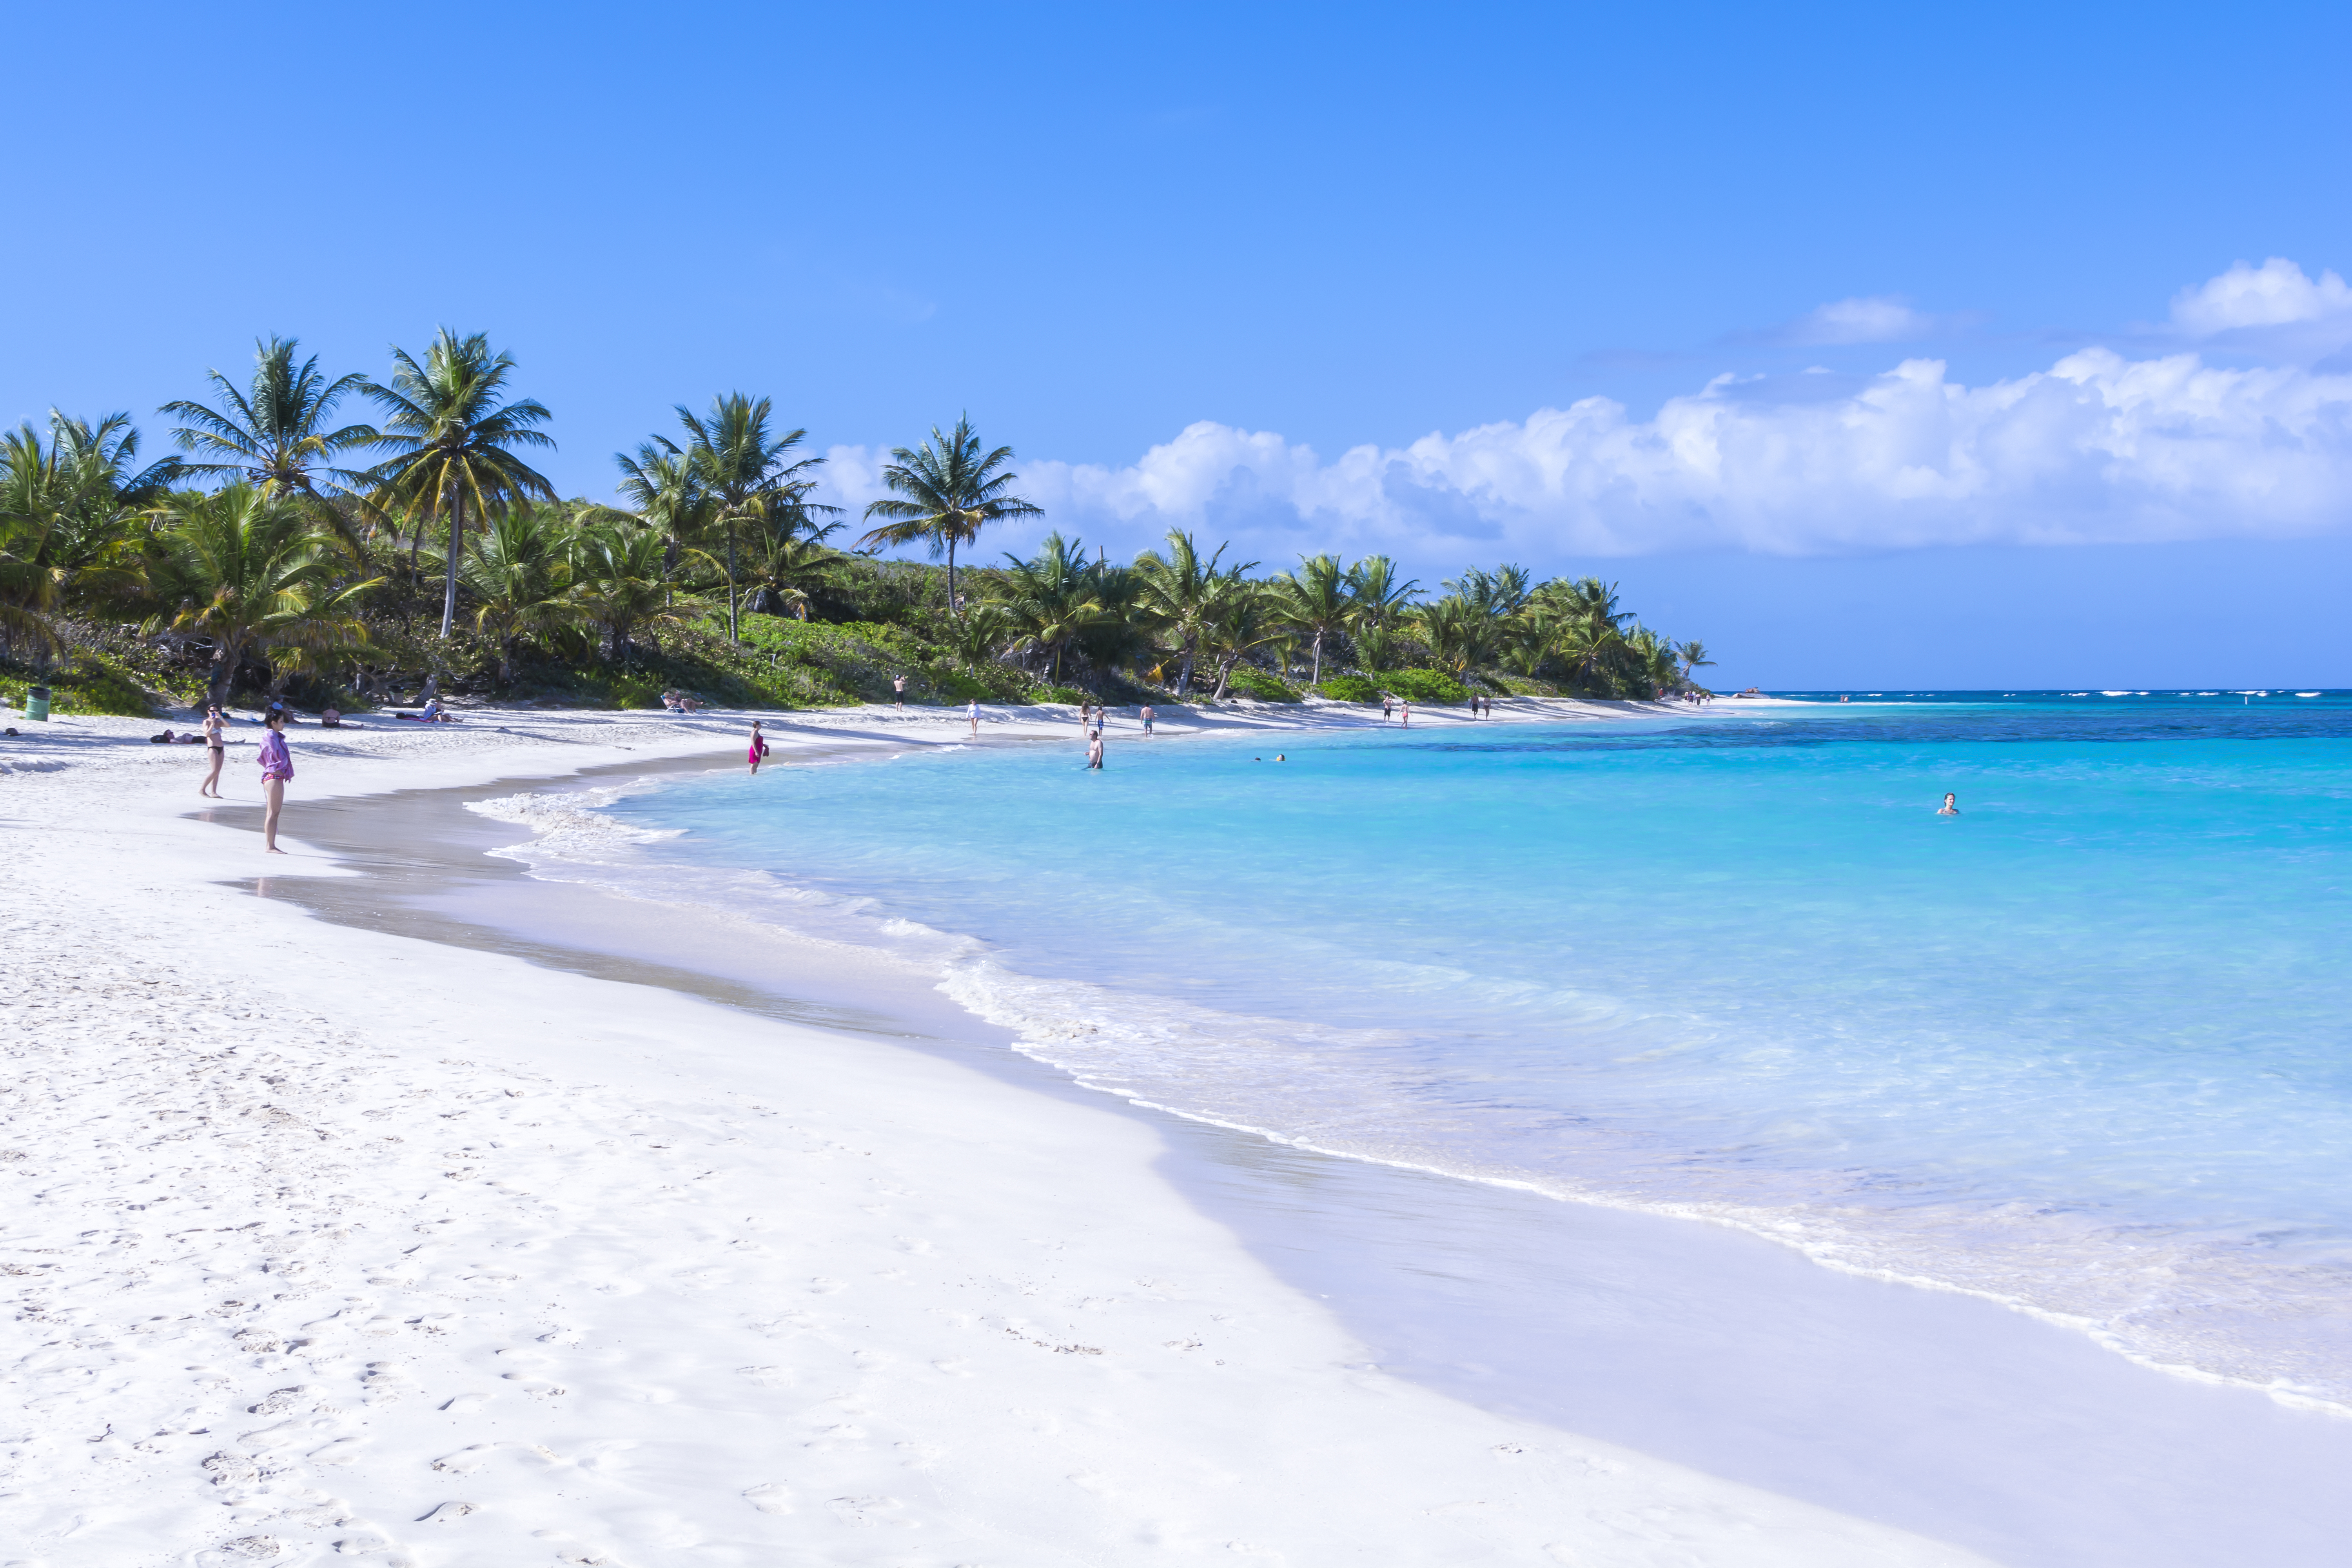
[
  {"left": 2170, "top": 258, "right": 2352, "bottom": 336},
  {"left": 820, "top": 262, "right": 2352, "bottom": 564}
]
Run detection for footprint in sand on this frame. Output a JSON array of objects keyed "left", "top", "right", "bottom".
[
  {"left": 432, "top": 1445, "right": 494, "bottom": 1474},
  {"left": 743, "top": 1481, "right": 793, "bottom": 1514},
  {"left": 737, "top": 1366, "right": 794, "bottom": 1388}
]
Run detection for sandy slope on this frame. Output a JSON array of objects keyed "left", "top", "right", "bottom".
[{"left": 0, "top": 704, "right": 1985, "bottom": 1568}]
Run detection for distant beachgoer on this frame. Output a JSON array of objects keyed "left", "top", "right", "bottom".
[
  {"left": 747, "top": 719, "right": 770, "bottom": 773},
  {"left": 967, "top": 699, "right": 980, "bottom": 737},
  {"left": 1275, "top": 753, "right": 1286, "bottom": 762},
  {"left": 321, "top": 707, "right": 343, "bottom": 727},
  {"left": 1938, "top": 793, "right": 1960, "bottom": 816},
  {"left": 200, "top": 704, "right": 226, "bottom": 797},
  {"left": 258, "top": 711, "right": 293, "bottom": 854},
  {"left": 1087, "top": 729, "right": 1105, "bottom": 770},
  {"left": 1141, "top": 704, "right": 1155, "bottom": 737},
  {"left": 1381, "top": 697, "right": 1393, "bottom": 723},
  {"left": 1400, "top": 701, "right": 1411, "bottom": 728},
  {"left": 893, "top": 674, "right": 907, "bottom": 710}
]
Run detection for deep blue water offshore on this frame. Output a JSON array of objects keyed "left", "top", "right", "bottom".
[{"left": 481, "top": 691, "right": 2352, "bottom": 1406}]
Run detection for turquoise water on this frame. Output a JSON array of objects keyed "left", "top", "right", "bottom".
[{"left": 487, "top": 693, "right": 2352, "bottom": 1403}]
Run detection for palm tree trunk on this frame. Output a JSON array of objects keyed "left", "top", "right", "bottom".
[
  {"left": 946, "top": 535, "right": 959, "bottom": 617},
  {"left": 1310, "top": 630, "right": 1323, "bottom": 686},
  {"left": 1176, "top": 636, "right": 1195, "bottom": 697},
  {"left": 438, "top": 488, "right": 463, "bottom": 639},
  {"left": 726, "top": 518, "right": 739, "bottom": 642}
]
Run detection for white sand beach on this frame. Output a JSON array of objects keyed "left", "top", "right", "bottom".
[
  {"left": 0, "top": 697, "right": 2000, "bottom": 1568},
  {"left": 9, "top": 697, "right": 2348, "bottom": 1568}
]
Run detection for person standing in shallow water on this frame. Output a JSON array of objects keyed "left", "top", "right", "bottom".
[
  {"left": 199, "top": 703, "right": 227, "bottom": 797},
  {"left": 1938, "top": 792, "right": 1960, "bottom": 815},
  {"left": 1087, "top": 727, "right": 1105, "bottom": 770},
  {"left": 747, "top": 719, "right": 770, "bottom": 773},
  {"left": 257, "top": 711, "right": 293, "bottom": 853}
]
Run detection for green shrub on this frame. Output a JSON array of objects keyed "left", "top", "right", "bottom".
[
  {"left": 1372, "top": 668, "right": 1470, "bottom": 705},
  {"left": 1033, "top": 684, "right": 1087, "bottom": 706},
  {"left": 1223, "top": 666, "right": 1301, "bottom": 702},
  {"left": 1313, "top": 674, "right": 1383, "bottom": 703},
  {"left": 2, "top": 655, "right": 160, "bottom": 717}
]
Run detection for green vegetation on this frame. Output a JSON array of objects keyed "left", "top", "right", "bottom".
[{"left": 1, "top": 336, "right": 1716, "bottom": 717}]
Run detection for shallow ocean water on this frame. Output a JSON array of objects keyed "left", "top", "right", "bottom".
[{"left": 479, "top": 692, "right": 2352, "bottom": 1405}]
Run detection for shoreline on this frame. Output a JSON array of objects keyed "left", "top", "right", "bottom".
[
  {"left": 9, "top": 704, "right": 2352, "bottom": 1564},
  {"left": 1, "top": 704, "right": 1995, "bottom": 1566}
]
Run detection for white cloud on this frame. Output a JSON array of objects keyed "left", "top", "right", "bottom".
[
  {"left": 2170, "top": 258, "right": 2352, "bottom": 336},
  {"left": 818, "top": 263, "right": 2352, "bottom": 565},
  {"left": 1771, "top": 294, "right": 1942, "bottom": 345}
]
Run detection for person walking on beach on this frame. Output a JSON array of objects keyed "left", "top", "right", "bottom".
[
  {"left": 747, "top": 719, "right": 771, "bottom": 773},
  {"left": 1400, "top": 701, "right": 1411, "bottom": 728},
  {"left": 967, "top": 698, "right": 980, "bottom": 738},
  {"left": 199, "top": 703, "right": 227, "bottom": 798},
  {"left": 1382, "top": 696, "right": 1393, "bottom": 724},
  {"left": 257, "top": 710, "right": 293, "bottom": 853},
  {"left": 1141, "top": 703, "right": 1155, "bottom": 737},
  {"left": 1938, "top": 792, "right": 1960, "bottom": 816},
  {"left": 892, "top": 674, "right": 907, "bottom": 710}
]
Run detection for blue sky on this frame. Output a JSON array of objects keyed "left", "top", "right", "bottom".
[{"left": 5, "top": 1, "right": 2348, "bottom": 686}]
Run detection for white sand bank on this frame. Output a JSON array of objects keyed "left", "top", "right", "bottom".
[{"left": 0, "top": 707, "right": 1988, "bottom": 1566}]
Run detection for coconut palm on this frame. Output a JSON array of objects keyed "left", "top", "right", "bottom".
[
  {"left": 1265, "top": 554, "right": 1351, "bottom": 685},
  {"left": 942, "top": 602, "right": 1013, "bottom": 675},
  {"left": 363, "top": 329, "right": 557, "bottom": 638},
  {"left": 741, "top": 532, "right": 841, "bottom": 620},
  {"left": 675, "top": 394, "right": 830, "bottom": 641},
  {"left": 1418, "top": 593, "right": 1505, "bottom": 679},
  {"left": 461, "top": 504, "right": 579, "bottom": 683},
  {"left": 569, "top": 519, "right": 686, "bottom": 662},
  {"left": 1678, "top": 639, "right": 1715, "bottom": 686},
  {"left": 140, "top": 484, "right": 379, "bottom": 708},
  {"left": 859, "top": 415, "right": 1040, "bottom": 618},
  {"left": 1133, "top": 530, "right": 1254, "bottom": 696},
  {"left": 0, "top": 412, "right": 180, "bottom": 659},
  {"left": 994, "top": 531, "right": 1104, "bottom": 684},
  {"left": 610, "top": 436, "right": 710, "bottom": 593},
  {"left": 161, "top": 336, "right": 377, "bottom": 547},
  {"left": 1201, "top": 580, "right": 1278, "bottom": 701}
]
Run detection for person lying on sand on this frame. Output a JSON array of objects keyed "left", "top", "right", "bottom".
[{"left": 321, "top": 708, "right": 342, "bottom": 727}]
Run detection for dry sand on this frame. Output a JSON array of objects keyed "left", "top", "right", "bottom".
[{"left": 0, "top": 699, "right": 1986, "bottom": 1568}]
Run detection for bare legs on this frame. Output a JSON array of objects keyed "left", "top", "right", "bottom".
[
  {"left": 201, "top": 748, "right": 225, "bottom": 798},
  {"left": 263, "top": 776, "right": 286, "bottom": 853}
]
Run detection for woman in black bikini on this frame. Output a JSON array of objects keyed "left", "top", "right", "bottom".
[{"left": 200, "top": 704, "right": 227, "bottom": 797}]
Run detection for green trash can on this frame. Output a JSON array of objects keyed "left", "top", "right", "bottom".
[{"left": 23, "top": 684, "right": 50, "bottom": 721}]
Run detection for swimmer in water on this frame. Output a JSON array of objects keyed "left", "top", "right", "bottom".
[{"left": 1938, "top": 792, "right": 1959, "bottom": 815}]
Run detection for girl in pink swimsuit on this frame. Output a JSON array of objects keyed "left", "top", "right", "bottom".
[
  {"left": 747, "top": 720, "right": 771, "bottom": 774},
  {"left": 257, "top": 711, "right": 293, "bottom": 853}
]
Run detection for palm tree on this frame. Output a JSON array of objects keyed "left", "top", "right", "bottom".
[
  {"left": 161, "top": 336, "right": 377, "bottom": 548},
  {"left": 994, "top": 531, "right": 1104, "bottom": 684},
  {"left": 461, "top": 504, "right": 579, "bottom": 684},
  {"left": 1133, "top": 530, "right": 1254, "bottom": 696},
  {"left": 1679, "top": 639, "right": 1716, "bottom": 687},
  {"left": 568, "top": 519, "right": 687, "bottom": 662},
  {"left": 363, "top": 329, "right": 557, "bottom": 639},
  {"left": 140, "top": 484, "right": 379, "bottom": 708},
  {"left": 859, "top": 415, "right": 1040, "bottom": 618},
  {"left": 0, "top": 412, "right": 180, "bottom": 661},
  {"left": 675, "top": 394, "right": 830, "bottom": 642},
  {"left": 610, "top": 436, "right": 710, "bottom": 595},
  {"left": 1265, "top": 554, "right": 1350, "bottom": 686},
  {"left": 942, "top": 602, "right": 1013, "bottom": 675},
  {"left": 1202, "top": 581, "right": 1278, "bottom": 701},
  {"left": 741, "top": 532, "right": 841, "bottom": 620},
  {"left": 1418, "top": 593, "right": 1504, "bottom": 680}
]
